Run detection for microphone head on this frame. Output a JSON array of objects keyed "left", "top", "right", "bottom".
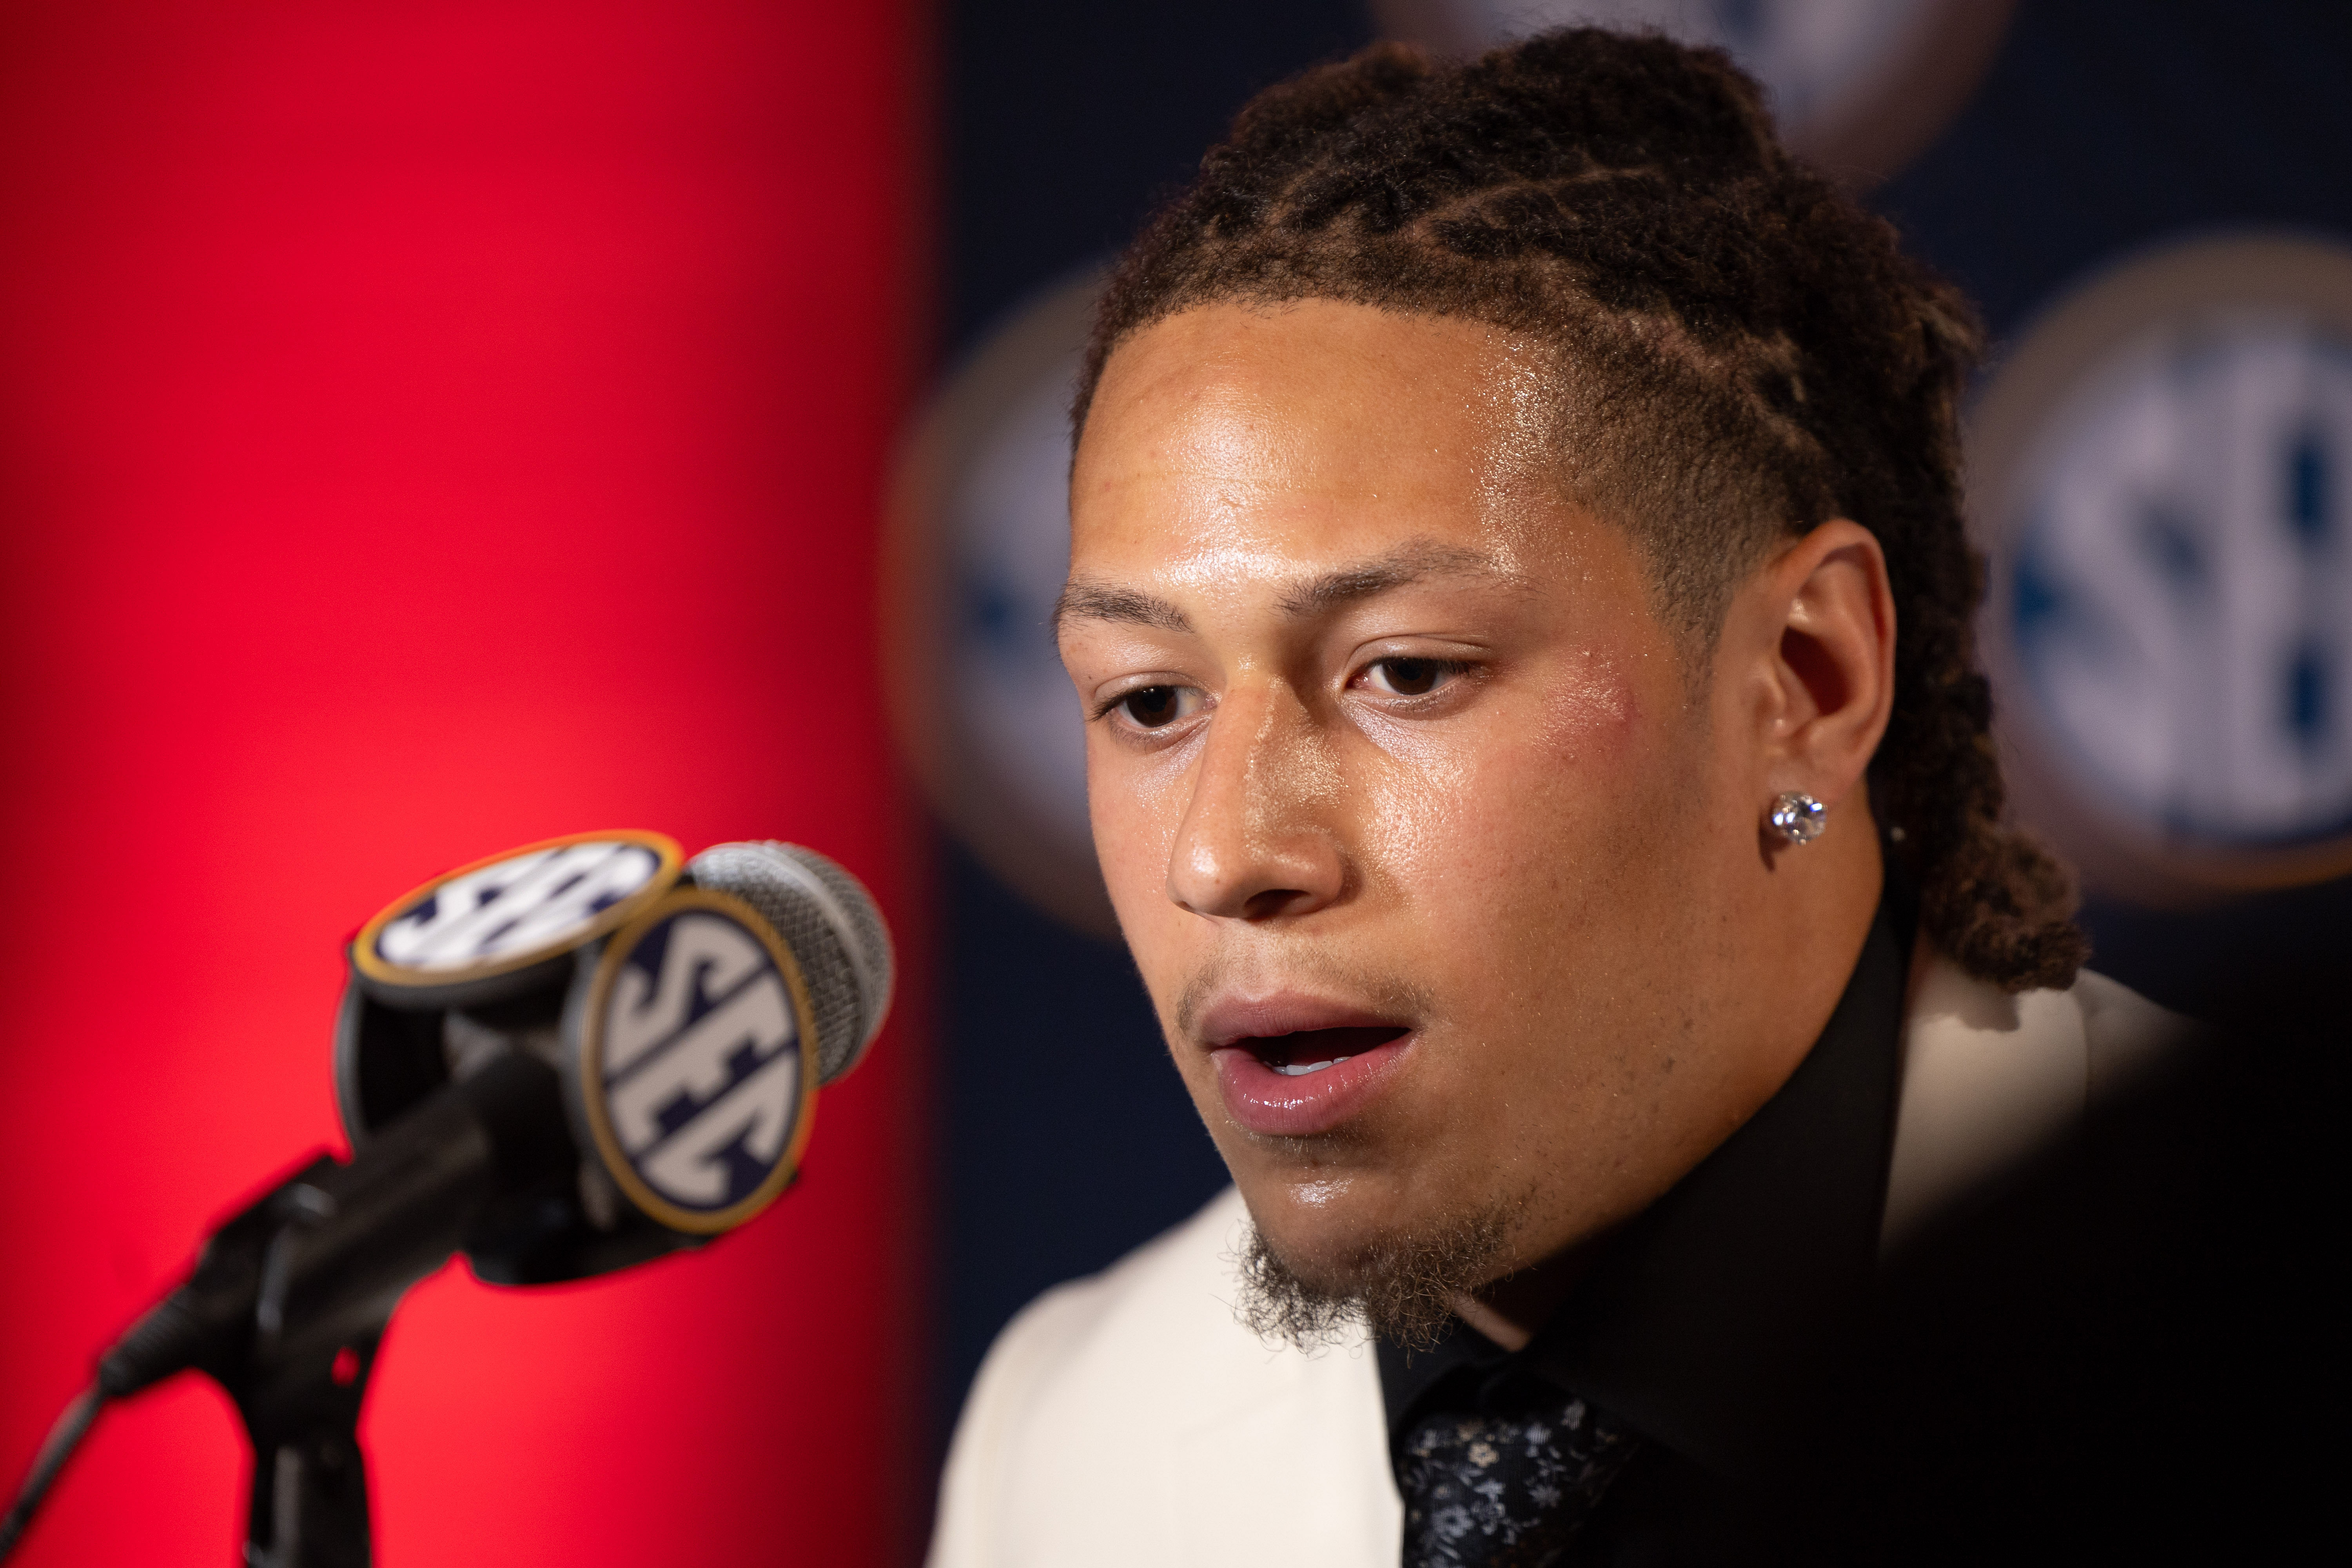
[{"left": 684, "top": 842, "right": 893, "bottom": 1085}]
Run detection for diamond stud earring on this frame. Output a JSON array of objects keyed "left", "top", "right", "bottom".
[{"left": 1768, "top": 791, "right": 1827, "bottom": 846}]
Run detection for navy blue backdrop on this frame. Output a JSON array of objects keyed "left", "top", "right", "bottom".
[{"left": 931, "top": 0, "right": 2352, "bottom": 1459}]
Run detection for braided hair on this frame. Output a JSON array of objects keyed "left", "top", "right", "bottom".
[{"left": 1073, "top": 29, "right": 2086, "bottom": 992}]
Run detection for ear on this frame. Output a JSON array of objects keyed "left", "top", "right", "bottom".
[{"left": 1741, "top": 519, "right": 1896, "bottom": 812}]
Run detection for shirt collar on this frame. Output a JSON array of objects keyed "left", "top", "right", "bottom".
[{"left": 1378, "top": 874, "right": 1915, "bottom": 1483}]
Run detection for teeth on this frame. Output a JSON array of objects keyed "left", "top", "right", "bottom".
[{"left": 1272, "top": 1056, "right": 1351, "bottom": 1077}]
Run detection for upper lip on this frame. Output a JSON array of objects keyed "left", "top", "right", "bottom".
[{"left": 1194, "top": 992, "right": 1413, "bottom": 1051}]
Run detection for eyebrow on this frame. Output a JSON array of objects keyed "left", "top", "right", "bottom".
[
  {"left": 1050, "top": 582, "right": 1195, "bottom": 638},
  {"left": 1052, "top": 539, "right": 1514, "bottom": 642},
  {"left": 1277, "top": 540, "right": 1506, "bottom": 619}
]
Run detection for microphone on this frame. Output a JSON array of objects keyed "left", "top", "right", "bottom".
[
  {"left": 334, "top": 831, "right": 892, "bottom": 1284},
  {"left": 0, "top": 833, "right": 892, "bottom": 1564}
]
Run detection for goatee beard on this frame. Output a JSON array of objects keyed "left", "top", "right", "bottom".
[{"left": 1233, "top": 1205, "right": 1512, "bottom": 1352}]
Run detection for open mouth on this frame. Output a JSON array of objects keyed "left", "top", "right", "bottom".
[
  {"left": 1197, "top": 993, "right": 1419, "bottom": 1137},
  {"left": 1241, "top": 1025, "right": 1411, "bottom": 1077}
]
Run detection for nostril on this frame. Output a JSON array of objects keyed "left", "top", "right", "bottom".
[{"left": 1240, "top": 887, "right": 1312, "bottom": 920}]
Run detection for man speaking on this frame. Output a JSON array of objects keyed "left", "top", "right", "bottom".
[{"left": 931, "top": 27, "right": 2185, "bottom": 1566}]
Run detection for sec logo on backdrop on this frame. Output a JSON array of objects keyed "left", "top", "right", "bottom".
[
  {"left": 570, "top": 888, "right": 819, "bottom": 1233},
  {"left": 1375, "top": 0, "right": 2012, "bottom": 187},
  {"left": 885, "top": 268, "right": 1113, "bottom": 934},
  {"left": 1970, "top": 232, "right": 2352, "bottom": 898}
]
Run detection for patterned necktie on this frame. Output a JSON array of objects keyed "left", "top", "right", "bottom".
[{"left": 1397, "top": 1370, "right": 1642, "bottom": 1568}]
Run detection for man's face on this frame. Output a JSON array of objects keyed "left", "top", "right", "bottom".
[{"left": 1060, "top": 301, "right": 1792, "bottom": 1304}]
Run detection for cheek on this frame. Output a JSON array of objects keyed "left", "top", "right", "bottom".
[
  {"left": 1538, "top": 644, "right": 1646, "bottom": 760},
  {"left": 1359, "top": 648, "right": 1652, "bottom": 896},
  {"left": 1085, "top": 734, "right": 1194, "bottom": 966}
]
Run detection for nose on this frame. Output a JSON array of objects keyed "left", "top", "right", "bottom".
[{"left": 1165, "top": 680, "right": 1347, "bottom": 922}]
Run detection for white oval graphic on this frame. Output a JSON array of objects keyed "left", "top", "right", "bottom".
[
  {"left": 1972, "top": 233, "right": 2352, "bottom": 895},
  {"left": 887, "top": 269, "right": 1114, "bottom": 933},
  {"left": 594, "top": 906, "right": 807, "bottom": 1219},
  {"left": 375, "top": 838, "right": 665, "bottom": 973},
  {"left": 1375, "top": 0, "right": 2012, "bottom": 187},
  {"left": 2011, "top": 323, "right": 2351, "bottom": 841}
]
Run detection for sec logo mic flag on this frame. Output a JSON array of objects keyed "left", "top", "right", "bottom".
[
  {"left": 353, "top": 831, "right": 684, "bottom": 1005},
  {"left": 575, "top": 891, "right": 819, "bottom": 1233}
]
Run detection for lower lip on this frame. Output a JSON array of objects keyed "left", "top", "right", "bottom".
[{"left": 1211, "top": 1033, "right": 1414, "bottom": 1138}]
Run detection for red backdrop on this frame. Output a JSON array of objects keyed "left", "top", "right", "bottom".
[{"left": 0, "top": 2, "right": 929, "bottom": 1563}]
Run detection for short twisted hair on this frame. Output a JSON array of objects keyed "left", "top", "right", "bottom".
[{"left": 1072, "top": 28, "right": 2085, "bottom": 992}]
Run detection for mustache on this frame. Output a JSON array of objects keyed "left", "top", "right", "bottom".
[{"left": 1171, "top": 944, "right": 1441, "bottom": 1044}]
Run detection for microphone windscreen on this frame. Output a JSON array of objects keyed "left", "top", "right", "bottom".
[{"left": 684, "top": 842, "right": 893, "bottom": 1085}]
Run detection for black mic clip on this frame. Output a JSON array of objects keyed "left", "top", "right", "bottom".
[{"left": 98, "top": 1048, "right": 572, "bottom": 1568}]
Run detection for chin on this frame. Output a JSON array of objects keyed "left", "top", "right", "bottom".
[
  {"left": 1244, "top": 1191, "right": 1389, "bottom": 1290},
  {"left": 1249, "top": 1164, "right": 1508, "bottom": 1284},
  {"left": 1232, "top": 1169, "right": 1518, "bottom": 1350}
]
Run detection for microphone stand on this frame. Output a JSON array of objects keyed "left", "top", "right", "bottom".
[
  {"left": 234, "top": 1308, "right": 386, "bottom": 1568},
  {"left": 209, "top": 1156, "right": 394, "bottom": 1568},
  {"left": 85, "top": 1053, "right": 572, "bottom": 1567},
  {"left": 0, "top": 1152, "right": 394, "bottom": 1568}
]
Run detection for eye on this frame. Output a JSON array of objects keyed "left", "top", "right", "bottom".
[
  {"left": 1107, "top": 684, "right": 1202, "bottom": 730},
  {"left": 1359, "top": 657, "right": 1468, "bottom": 697}
]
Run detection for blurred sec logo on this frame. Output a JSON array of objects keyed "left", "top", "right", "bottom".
[
  {"left": 570, "top": 888, "right": 819, "bottom": 1233},
  {"left": 352, "top": 829, "right": 682, "bottom": 1005},
  {"left": 886, "top": 268, "right": 1114, "bottom": 934},
  {"left": 1376, "top": 0, "right": 2012, "bottom": 187},
  {"left": 1971, "top": 233, "right": 2352, "bottom": 898}
]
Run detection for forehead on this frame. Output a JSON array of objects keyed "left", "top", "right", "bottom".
[{"left": 1071, "top": 301, "right": 1572, "bottom": 580}]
